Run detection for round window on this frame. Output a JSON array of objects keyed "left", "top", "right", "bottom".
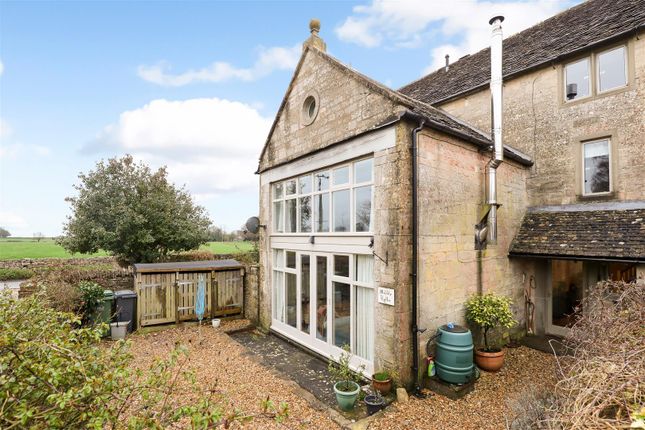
[{"left": 301, "top": 94, "right": 319, "bottom": 125}]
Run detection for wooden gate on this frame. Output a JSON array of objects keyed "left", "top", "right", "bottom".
[{"left": 134, "top": 261, "right": 244, "bottom": 328}]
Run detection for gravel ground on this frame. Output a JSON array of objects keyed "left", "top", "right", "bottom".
[
  {"left": 127, "top": 325, "right": 556, "bottom": 430},
  {"left": 369, "top": 346, "right": 558, "bottom": 430},
  {"left": 127, "top": 321, "right": 340, "bottom": 429}
]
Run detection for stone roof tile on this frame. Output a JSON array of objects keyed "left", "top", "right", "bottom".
[
  {"left": 509, "top": 208, "right": 645, "bottom": 261},
  {"left": 399, "top": 0, "right": 645, "bottom": 105}
]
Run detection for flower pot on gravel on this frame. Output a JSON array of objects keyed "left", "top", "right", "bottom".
[
  {"left": 474, "top": 348, "right": 505, "bottom": 372},
  {"left": 364, "top": 394, "right": 385, "bottom": 415},
  {"left": 333, "top": 381, "right": 360, "bottom": 411},
  {"left": 371, "top": 372, "right": 392, "bottom": 395}
]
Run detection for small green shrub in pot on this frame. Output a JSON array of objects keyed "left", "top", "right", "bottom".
[
  {"left": 465, "top": 293, "right": 517, "bottom": 372},
  {"left": 328, "top": 345, "right": 365, "bottom": 411}
]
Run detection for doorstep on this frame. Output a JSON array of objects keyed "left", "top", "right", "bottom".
[
  {"left": 521, "top": 334, "right": 570, "bottom": 356},
  {"left": 229, "top": 329, "right": 395, "bottom": 426}
]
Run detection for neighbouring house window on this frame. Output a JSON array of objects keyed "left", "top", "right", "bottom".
[
  {"left": 597, "top": 46, "right": 627, "bottom": 93},
  {"left": 563, "top": 44, "right": 629, "bottom": 102},
  {"left": 271, "top": 158, "right": 373, "bottom": 234},
  {"left": 564, "top": 57, "right": 590, "bottom": 101},
  {"left": 583, "top": 139, "right": 610, "bottom": 195}
]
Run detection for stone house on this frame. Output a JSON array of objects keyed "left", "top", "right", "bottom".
[{"left": 255, "top": 0, "right": 645, "bottom": 387}]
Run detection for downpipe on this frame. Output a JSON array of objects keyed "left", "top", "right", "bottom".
[{"left": 411, "top": 118, "right": 427, "bottom": 397}]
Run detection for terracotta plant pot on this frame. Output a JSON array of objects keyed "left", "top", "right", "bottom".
[
  {"left": 371, "top": 374, "right": 393, "bottom": 395},
  {"left": 474, "top": 348, "right": 505, "bottom": 372}
]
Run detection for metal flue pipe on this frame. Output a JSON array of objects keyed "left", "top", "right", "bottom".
[{"left": 487, "top": 15, "right": 504, "bottom": 244}]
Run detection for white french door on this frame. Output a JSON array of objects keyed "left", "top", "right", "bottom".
[{"left": 271, "top": 249, "right": 374, "bottom": 375}]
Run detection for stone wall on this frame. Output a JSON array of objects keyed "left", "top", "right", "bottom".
[
  {"left": 243, "top": 264, "right": 260, "bottom": 325},
  {"left": 439, "top": 33, "right": 645, "bottom": 207},
  {"left": 258, "top": 47, "right": 405, "bottom": 173},
  {"left": 416, "top": 129, "right": 532, "bottom": 357},
  {"left": 371, "top": 121, "right": 413, "bottom": 384}
]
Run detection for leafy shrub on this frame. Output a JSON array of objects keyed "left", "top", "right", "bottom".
[
  {"left": 0, "top": 292, "right": 288, "bottom": 429},
  {"left": 328, "top": 344, "right": 365, "bottom": 392},
  {"left": 0, "top": 267, "right": 35, "bottom": 281},
  {"left": 465, "top": 293, "right": 517, "bottom": 351},
  {"left": 78, "top": 280, "right": 105, "bottom": 323}
]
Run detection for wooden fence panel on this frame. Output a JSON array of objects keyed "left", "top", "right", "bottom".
[
  {"left": 213, "top": 269, "right": 243, "bottom": 316},
  {"left": 137, "top": 272, "right": 176, "bottom": 327},
  {"left": 136, "top": 269, "right": 243, "bottom": 326}
]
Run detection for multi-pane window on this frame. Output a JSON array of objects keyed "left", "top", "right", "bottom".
[
  {"left": 271, "top": 158, "right": 373, "bottom": 234},
  {"left": 583, "top": 139, "right": 611, "bottom": 195},
  {"left": 272, "top": 250, "right": 375, "bottom": 363},
  {"left": 564, "top": 44, "right": 627, "bottom": 102}
]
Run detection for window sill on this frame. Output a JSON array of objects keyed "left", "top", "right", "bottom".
[
  {"left": 561, "top": 83, "right": 631, "bottom": 108},
  {"left": 577, "top": 191, "right": 616, "bottom": 202}
]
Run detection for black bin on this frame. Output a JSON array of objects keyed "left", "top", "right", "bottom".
[{"left": 114, "top": 290, "right": 137, "bottom": 333}]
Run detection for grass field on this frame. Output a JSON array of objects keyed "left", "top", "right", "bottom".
[{"left": 0, "top": 238, "right": 254, "bottom": 261}]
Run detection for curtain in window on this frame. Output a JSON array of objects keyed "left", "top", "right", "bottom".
[
  {"left": 273, "top": 270, "right": 284, "bottom": 322},
  {"left": 355, "top": 285, "right": 374, "bottom": 361},
  {"left": 355, "top": 255, "right": 374, "bottom": 283},
  {"left": 354, "top": 255, "right": 374, "bottom": 361}
]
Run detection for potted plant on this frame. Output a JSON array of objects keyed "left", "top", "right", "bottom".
[
  {"left": 328, "top": 345, "right": 364, "bottom": 412},
  {"left": 465, "top": 293, "right": 517, "bottom": 372},
  {"left": 371, "top": 369, "right": 395, "bottom": 395},
  {"left": 364, "top": 387, "right": 385, "bottom": 415}
]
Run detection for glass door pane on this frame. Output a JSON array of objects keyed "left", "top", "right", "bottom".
[
  {"left": 333, "top": 282, "right": 351, "bottom": 347},
  {"left": 286, "top": 273, "right": 297, "bottom": 327},
  {"left": 315, "top": 256, "right": 327, "bottom": 341},
  {"left": 301, "top": 255, "right": 311, "bottom": 334},
  {"left": 551, "top": 260, "right": 583, "bottom": 329}
]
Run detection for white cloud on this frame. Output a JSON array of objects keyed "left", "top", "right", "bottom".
[
  {"left": 138, "top": 44, "right": 301, "bottom": 86},
  {"left": 0, "top": 143, "right": 51, "bottom": 159},
  {"left": 86, "top": 98, "right": 272, "bottom": 195},
  {"left": 0, "top": 211, "right": 28, "bottom": 231},
  {"left": 0, "top": 59, "right": 4, "bottom": 76},
  {"left": 336, "top": 0, "right": 574, "bottom": 73}
]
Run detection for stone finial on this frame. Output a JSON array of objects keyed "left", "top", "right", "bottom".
[
  {"left": 310, "top": 18, "right": 321, "bottom": 34},
  {"left": 303, "top": 18, "right": 326, "bottom": 52}
]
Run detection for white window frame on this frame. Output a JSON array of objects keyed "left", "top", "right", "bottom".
[
  {"left": 271, "top": 157, "right": 374, "bottom": 236},
  {"left": 581, "top": 138, "right": 612, "bottom": 196},
  {"left": 270, "top": 250, "right": 375, "bottom": 375},
  {"left": 564, "top": 56, "right": 591, "bottom": 103},
  {"left": 596, "top": 45, "right": 628, "bottom": 95}
]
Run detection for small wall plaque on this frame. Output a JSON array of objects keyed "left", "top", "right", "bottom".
[{"left": 378, "top": 287, "right": 395, "bottom": 306}]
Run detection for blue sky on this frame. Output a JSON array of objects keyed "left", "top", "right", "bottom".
[{"left": 0, "top": 0, "right": 575, "bottom": 237}]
